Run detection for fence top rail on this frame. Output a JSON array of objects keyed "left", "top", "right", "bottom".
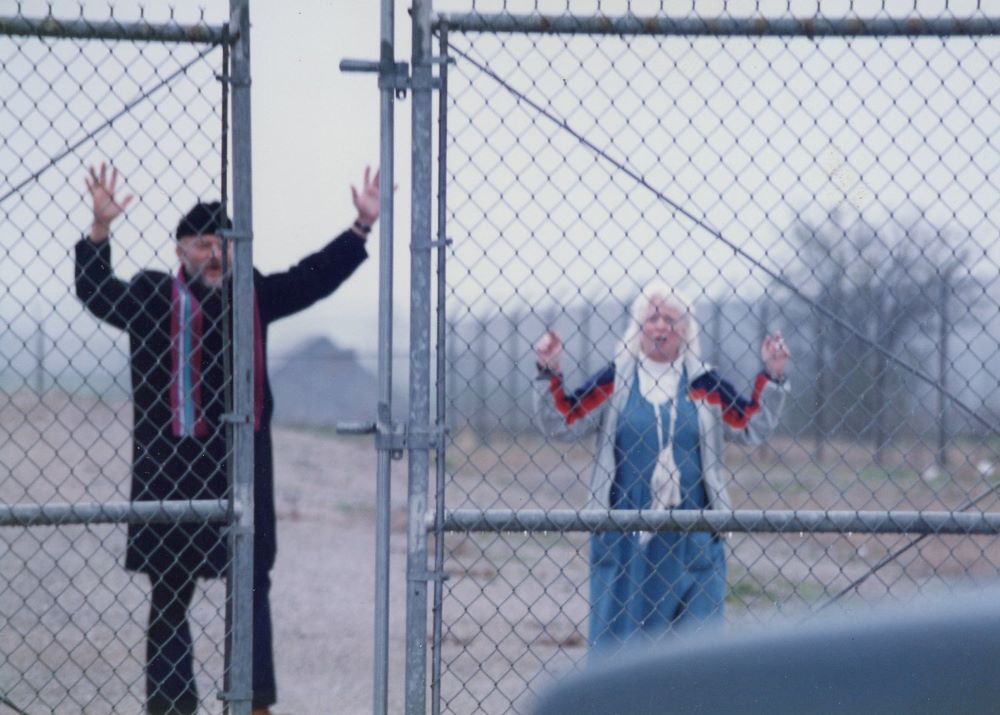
[
  {"left": 0, "top": 14, "right": 229, "bottom": 44},
  {"left": 433, "top": 12, "right": 1000, "bottom": 37},
  {"left": 438, "top": 508, "right": 1000, "bottom": 535}
]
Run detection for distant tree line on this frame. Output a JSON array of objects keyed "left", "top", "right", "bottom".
[{"left": 448, "top": 210, "right": 995, "bottom": 469}]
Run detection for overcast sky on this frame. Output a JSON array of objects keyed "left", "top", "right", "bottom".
[{"left": 4, "top": 0, "right": 998, "bottom": 375}]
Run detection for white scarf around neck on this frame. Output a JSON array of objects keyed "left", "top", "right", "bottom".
[
  {"left": 638, "top": 356, "right": 681, "bottom": 405},
  {"left": 637, "top": 357, "right": 684, "bottom": 546}
]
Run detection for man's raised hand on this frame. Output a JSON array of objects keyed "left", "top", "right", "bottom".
[
  {"left": 85, "top": 162, "right": 133, "bottom": 243},
  {"left": 351, "top": 165, "right": 382, "bottom": 227}
]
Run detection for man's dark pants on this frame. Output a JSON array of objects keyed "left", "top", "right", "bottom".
[{"left": 146, "top": 567, "right": 275, "bottom": 714}]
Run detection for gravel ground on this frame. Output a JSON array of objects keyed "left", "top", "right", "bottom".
[
  {"left": 0, "top": 393, "right": 409, "bottom": 715},
  {"left": 3, "top": 392, "right": 1000, "bottom": 714},
  {"left": 266, "top": 426, "right": 410, "bottom": 715}
]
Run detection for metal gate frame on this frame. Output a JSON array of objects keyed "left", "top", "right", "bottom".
[
  {"left": 403, "top": 6, "right": 1000, "bottom": 715},
  {"left": 342, "top": 3, "right": 440, "bottom": 712},
  {"left": 0, "top": 4, "right": 256, "bottom": 713},
  {"left": 336, "top": 1, "right": 403, "bottom": 714},
  {"left": 226, "top": 2, "right": 256, "bottom": 713}
]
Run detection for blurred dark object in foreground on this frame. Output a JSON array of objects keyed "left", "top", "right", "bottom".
[{"left": 532, "top": 586, "right": 1000, "bottom": 715}]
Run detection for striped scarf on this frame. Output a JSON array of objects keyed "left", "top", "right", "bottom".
[{"left": 170, "top": 270, "right": 264, "bottom": 438}]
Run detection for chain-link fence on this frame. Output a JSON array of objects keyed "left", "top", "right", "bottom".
[
  {"left": 421, "top": 3, "right": 1000, "bottom": 713},
  {"left": 0, "top": 8, "right": 253, "bottom": 713}
]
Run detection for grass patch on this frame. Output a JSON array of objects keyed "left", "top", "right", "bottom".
[
  {"left": 859, "top": 464, "right": 918, "bottom": 482},
  {"left": 727, "top": 578, "right": 777, "bottom": 605},
  {"left": 727, "top": 576, "right": 826, "bottom": 606}
]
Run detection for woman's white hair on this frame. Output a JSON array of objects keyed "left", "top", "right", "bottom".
[{"left": 619, "top": 280, "right": 705, "bottom": 372}]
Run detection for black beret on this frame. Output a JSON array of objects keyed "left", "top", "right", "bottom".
[{"left": 175, "top": 201, "right": 232, "bottom": 240}]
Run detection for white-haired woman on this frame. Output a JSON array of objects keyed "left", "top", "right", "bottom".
[{"left": 534, "top": 283, "right": 790, "bottom": 650}]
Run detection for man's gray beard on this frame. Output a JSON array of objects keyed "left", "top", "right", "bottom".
[{"left": 195, "top": 269, "right": 229, "bottom": 291}]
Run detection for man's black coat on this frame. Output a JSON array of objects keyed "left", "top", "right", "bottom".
[{"left": 74, "top": 231, "right": 367, "bottom": 577}]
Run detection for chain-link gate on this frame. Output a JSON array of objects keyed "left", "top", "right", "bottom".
[
  {"left": 401, "top": 3, "right": 1000, "bottom": 714},
  {"left": 0, "top": 5, "right": 255, "bottom": 713}
]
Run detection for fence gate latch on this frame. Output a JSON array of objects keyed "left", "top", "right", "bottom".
[
  {"left": 337, "top": 420, "right": 406, "bottom": 459},
  {"left": 336, "top": 421, "right": 448, "bottom": 460},
  {"left": 339, "top": 58, "right": 411, "bottom": 99}
]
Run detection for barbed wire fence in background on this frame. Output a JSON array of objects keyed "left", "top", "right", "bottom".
[
  {"left": 0, "top": 6, "right": 255, "bottom": 713},
  {"left": 414, "top": 4, "right": 1000, "bottom": 713}
]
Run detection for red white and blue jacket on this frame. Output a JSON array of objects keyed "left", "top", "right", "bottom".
[
  {"left": 543, "top": 362, "right": 773, "bottom": 432},
  {"left": 534, "top": 352, "right": 788, "bottom": 511}
]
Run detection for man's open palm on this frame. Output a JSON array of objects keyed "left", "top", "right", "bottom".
[{"left": 85, "top": 162, "right": 133, "bottom": 242}]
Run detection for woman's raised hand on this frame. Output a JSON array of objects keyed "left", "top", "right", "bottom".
[
  {"left": 535, "top": 330, "right": 563, "bottom": 373},
  {"left": 761, "top": 332, "right": 791, "bottom": 380}
]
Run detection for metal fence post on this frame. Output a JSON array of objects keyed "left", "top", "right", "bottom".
[
  {"left": 225, "top": 1, "right": 254, "bottom": 713},
  {"left": 373, "top": 0, "right": 398, "bottom": 711},
  {"left": 407, "top": 0, "right": 434, "bottom": 712},
  {"left": 430, "top": 24, "right": 450, "bottom": 715}
]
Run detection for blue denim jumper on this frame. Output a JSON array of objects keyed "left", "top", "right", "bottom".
[{"left": 589, "top": 367, "right": 726, "bottom": 650}]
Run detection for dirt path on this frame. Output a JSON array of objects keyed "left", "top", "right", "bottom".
[{"left": 268, "top": 427, "right": 409, "bottom": 715}]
